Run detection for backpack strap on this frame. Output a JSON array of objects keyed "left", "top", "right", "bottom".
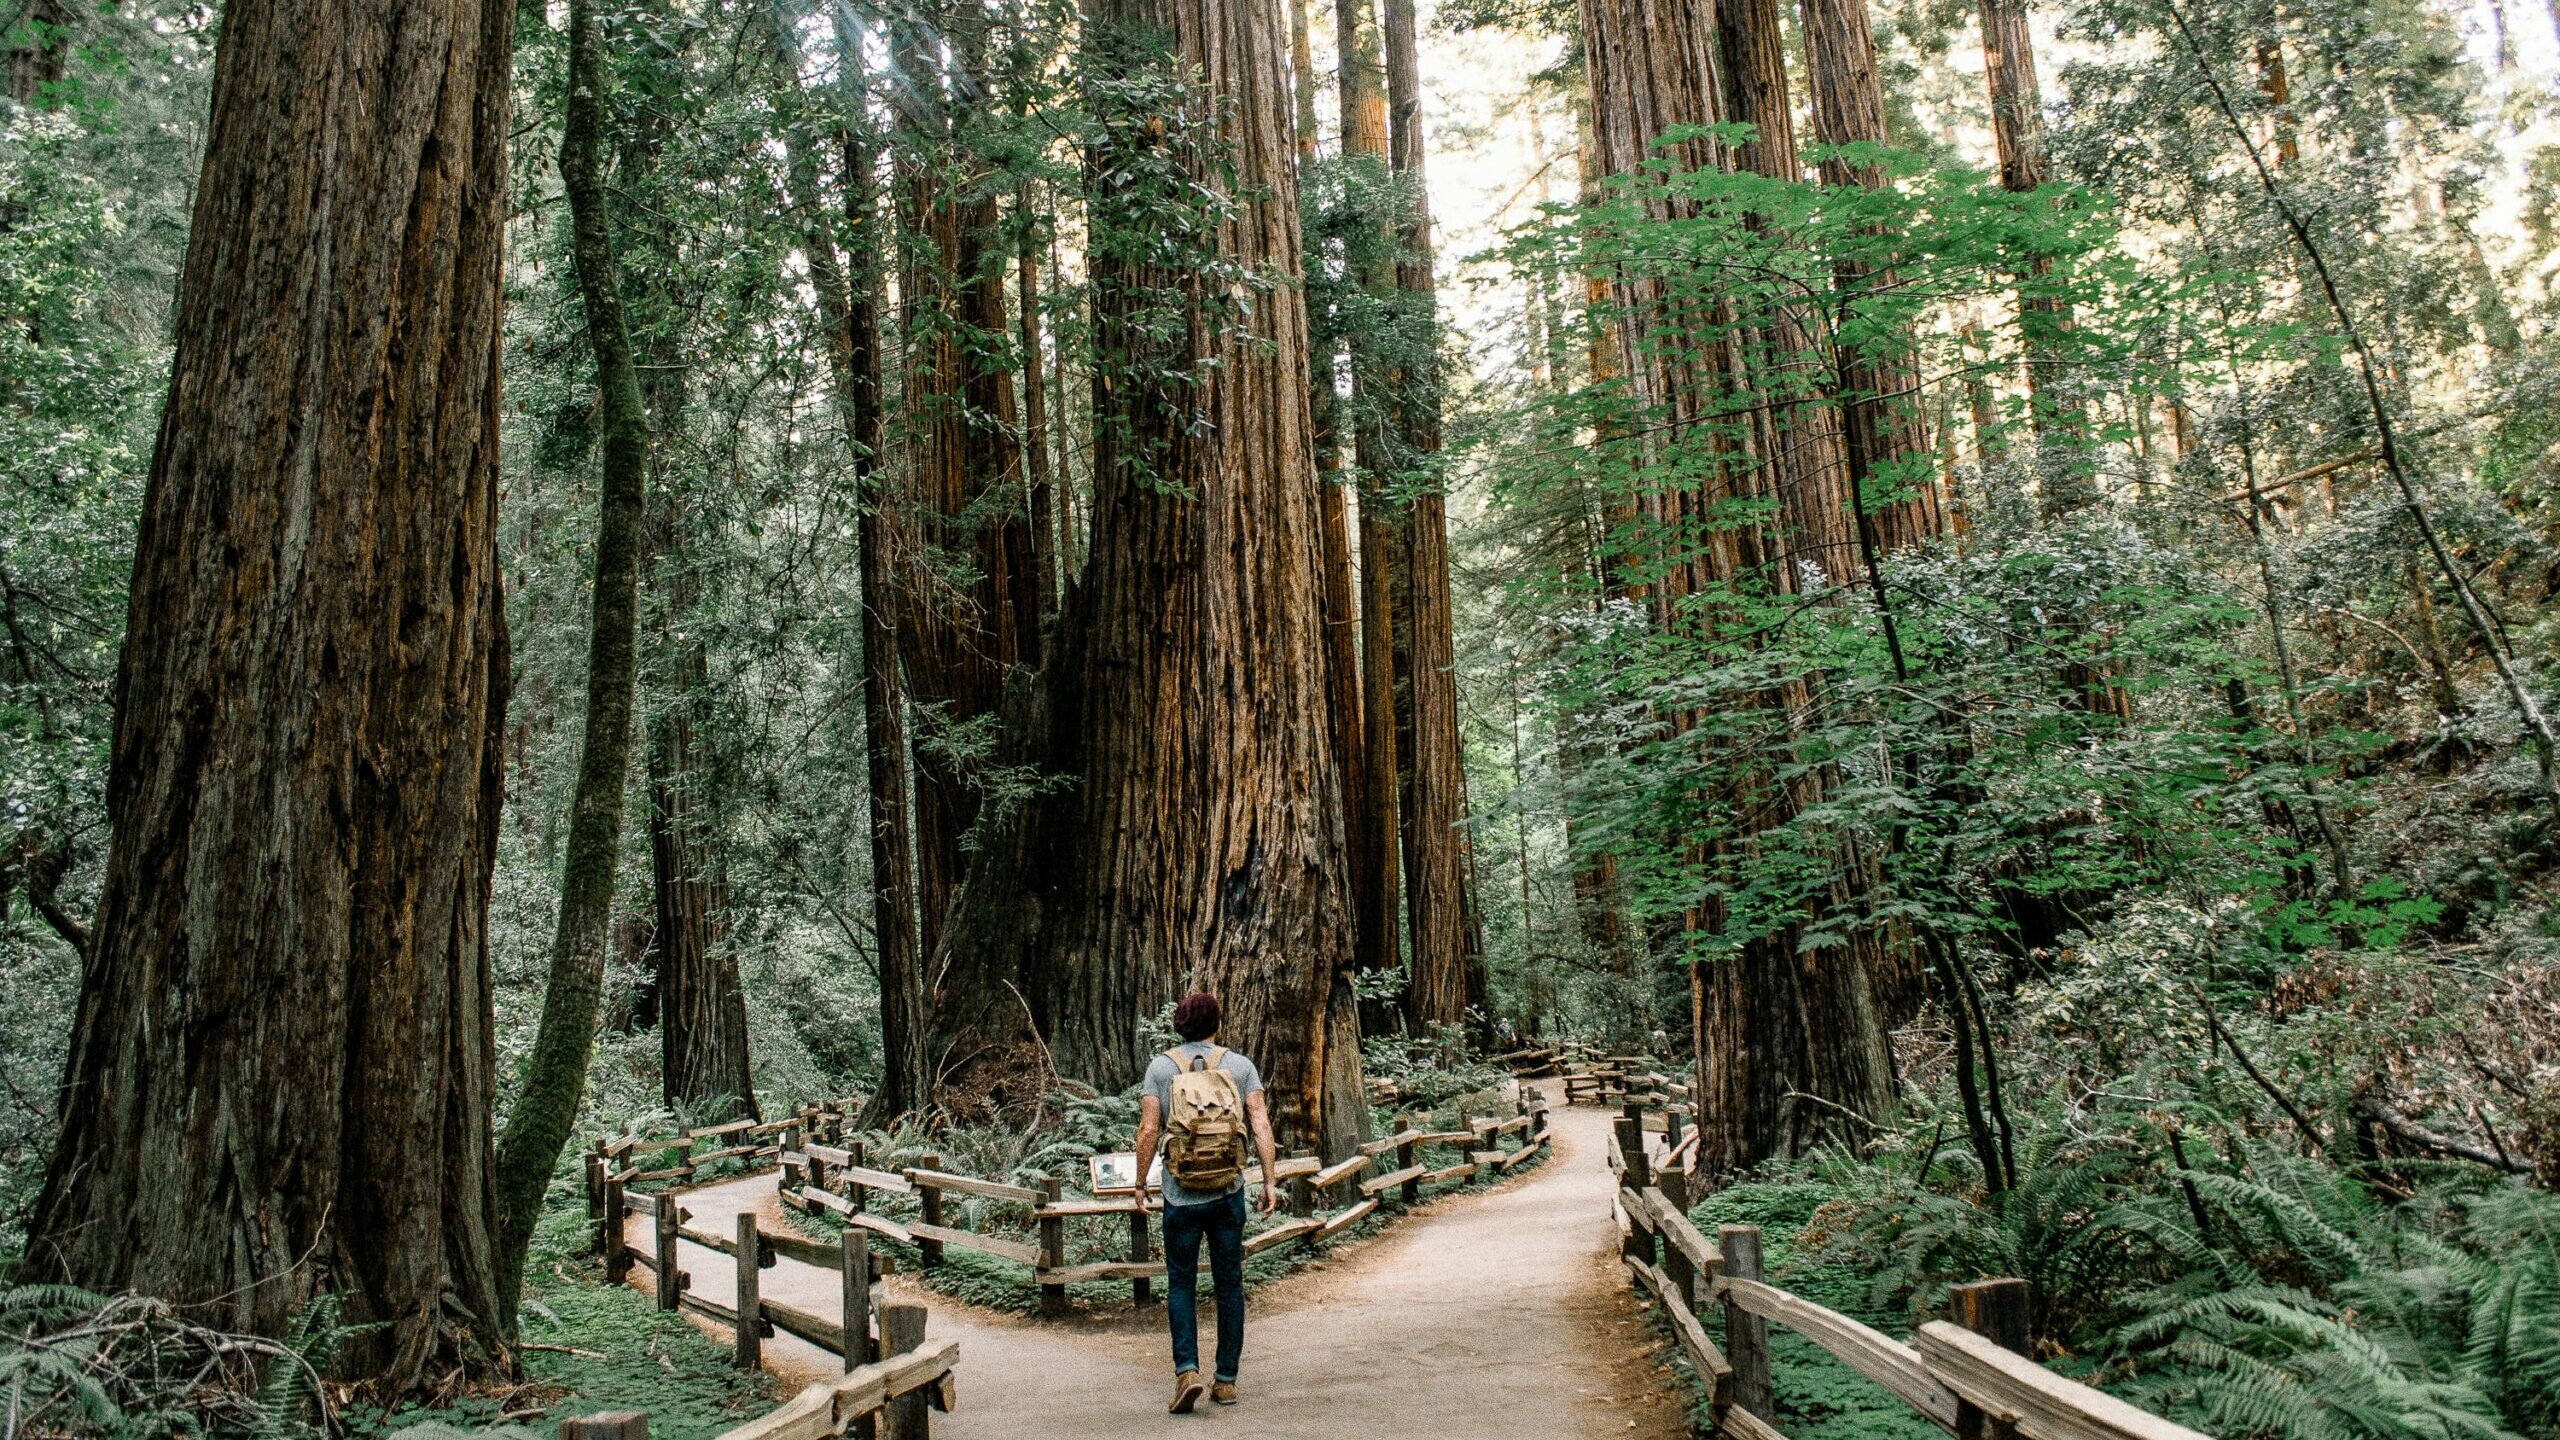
[
  {"left": 1165, "top": 1046, "right": 1190, "bottom": 1073},
  {"left": 1206, "top": 1046, "right": 1227, "bottom": 1072}
]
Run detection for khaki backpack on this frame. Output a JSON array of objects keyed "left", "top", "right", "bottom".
[{"left": 1161, "top": 1047, "right": 1247, "bottom": 1192}]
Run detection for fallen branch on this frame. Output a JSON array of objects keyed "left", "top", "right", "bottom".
[{"left": 2354, "top": 1086, "right": 2529, "bottom": 1174}]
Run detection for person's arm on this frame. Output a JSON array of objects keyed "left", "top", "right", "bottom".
[
  {"left": 1133, "top": 1094, "right": 1162, "bottom": 1210},
  {"left": 1245, "top": 1089, "right": 1281, "bottom": 1216}
]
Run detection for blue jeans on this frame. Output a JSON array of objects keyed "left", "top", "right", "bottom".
[{"left": 1161, "top": 1190, "right": 1246, "bottom": 1381}]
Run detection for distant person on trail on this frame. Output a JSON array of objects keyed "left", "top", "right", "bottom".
[{"left": 1134, "top": 990, "right": 1281, "bottom": 1415}]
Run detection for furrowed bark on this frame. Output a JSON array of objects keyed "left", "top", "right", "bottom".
[
  {"left": 1338, "top": 0, "right": 1408, "bottom": 1021},
  {"left": 1799, "top": 0, "right": 1943, "bottom": 546},
  {"left": 889, "top": 7, "right": 1040, "bottom": 961},
  {"left": 927, "top": 0, "right": 1363, "bottom": 1155},
  {"left": 26, "top": 0, "right": 516, "bottom": 1385},
  {"left": 1381, "top": 0, "right": 1487, "bottom": 1035}
]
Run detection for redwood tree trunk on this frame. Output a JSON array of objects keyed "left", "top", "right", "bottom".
[
  {"left": 1380, "top": 0, "right": 1486, "bottom": 1035},
  {"left": 25, "top": 0, "right": 515, "bottom": 1385},
  {"left": 927, "top": 0, "right": 1363, "bottom": 1156},
  {"left": 647, "top": 656, "right": 755, "bottom": 1123},
  {"left": 1296, "top": 0, "right": 1388, "bottom": 1035},
  {"left": 1338, "top": 0, "right": 1406, "bottom": 1020},
  {"left": 493, "top": 0, "right": 652, "bottom": 1315},
  {"left": 1800, "top": 0, "right": 1942, "bottom": 548},
  {"left": 767, "top": 1, "right": 929, "bottom": 1117},
  {"left": 890, "top": 9, "right": 1039, "bottom": 961},
  {"left": 1977, "top": 0, "right": 2090, "bottom": 511},
  {"left": 1715, "top": 0, "right": 1857, "bottom": 577},
  {"left": 1581, "top": 0, "right": 1899, "bottom": 1176}
]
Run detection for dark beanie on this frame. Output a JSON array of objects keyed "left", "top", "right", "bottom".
[{"left": 1172, "top": 991, "right": 1221, "bottom": 1042}]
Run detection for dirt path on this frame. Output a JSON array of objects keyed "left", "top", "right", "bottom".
[{"left": 626, "top": 1103, "right": 1687, "bottom": 1439}]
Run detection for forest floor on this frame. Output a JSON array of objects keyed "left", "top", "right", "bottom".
[{"left": 624, "top": 1102, "right": 1689, "bottom": 1439}]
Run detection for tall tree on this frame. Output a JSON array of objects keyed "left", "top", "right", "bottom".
[
  {"left": 926, "top": 0, "right": 1365, "bottom": 1156},
  {"left": 766, "top": 0, "right": 930, "bottom": 1118},
  {"left": 646, "top": 632, "right": 754, "bottom": 1122},
  {"left": 1337, "top": 0, "right": 1407, "bottom": 1016},
  {"left": 1714, "top": 0, "right": 1858, "bottom": 575},
  {"left": 494, "top": 0, "right": 653, "bottom": 1313},
  {"left": 889, "top": 4, "right": 1041, "bottom": 961},
  {"left": 1380, "top": 0, "right": 1487, "bottom": 1034},
  {"left": 1800, "top": 0, "right": 1944, "bottom": 547},
  {"left": 618, "top": 22, "right": 754, "bottom": 1128},
  {"left": 25, "top": 0, "right": 516, "bottom": 1386},
  {"left": 1578, "top": 0, "right": 1900, "bottom": 1175},
  {"left": 1976, "top": 0, "right": 2092, "bottom": 511},
  {"left": 1295, "top": 0, "right": 1381, "bottom": 1130}
]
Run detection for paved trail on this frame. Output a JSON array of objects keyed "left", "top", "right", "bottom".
[{"left": 627, "top": 1103, "right": 1687, "bottom": 1440}]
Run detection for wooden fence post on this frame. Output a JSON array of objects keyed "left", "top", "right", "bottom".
[
  {"left": 1614, "top": 1116, "right": 1654, "bottom": 1267},
  {"left": 734, "top": 1211, "right": 761, "bottom": 1370},
  {"left": 842, "top": 1228, "right": 874, "bottom": 1370},
  {"left": 1950, "top": 1278, "right": 2032, "bottom": 1440},
  {"left": 653, "top": 1198, "right": 682, "bottom": 1311},
  {"left": 1658, "top": 1166, "right": 1693, "bottom": 1303},
  {"left": 1037, "top": 1176, "right": 1068, "bottom": 1318},
  {"left": 562, "top": 1411, "right": 648, "bottom": 1440},
  {"left": 1721, "top": 1224, "right": 1773, "bottom": 1417},
  {"left": 848, "top": 1140, "right": 868, "bottom": 1216},
  {"left": 601, "top": 1178, "right": 628, "bottom": 1283},
  {"left": 585, "top": 1148, "right": 606, "bottom": 1219},
  {"left": 1129, "top": 1206, "right": 1154, "bottom": 1306},
  {"left": 881, "top": 1302, "right": 929, "bottom": 1440},
  {"left": 1396, "top": 1118, "right": 1420, "bottom": 1206},
  {"left": 917, "top": 1153, "right": 945, "bottom": 1267}
]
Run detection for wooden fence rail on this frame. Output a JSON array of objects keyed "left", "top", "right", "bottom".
[
  {"left": 762, "top": 1089, "right": 1555, "bottom": 1318},
  {"left": 595, "top": 1084, "right": 1553, "bottom": 1331},
  {"left": 1600, "top": 1100, "right": 2208, "bottom": 1440}
]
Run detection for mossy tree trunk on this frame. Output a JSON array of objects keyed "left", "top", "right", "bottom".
[{"left": 492, "top": 0, "right": 652, "bottom": 1321}]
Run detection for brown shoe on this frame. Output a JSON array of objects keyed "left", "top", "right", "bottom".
[
  {"left": 1170, "top": 1370, "right": 1206, "bottom": 1414},
  {"left": 1211, "top": 1381, "right": 1238, "bottom": 1406}
]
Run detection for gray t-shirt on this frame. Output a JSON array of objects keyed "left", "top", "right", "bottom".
[{"left": 1143, "top": 1041, "right": 1264, "bottom": 1208}]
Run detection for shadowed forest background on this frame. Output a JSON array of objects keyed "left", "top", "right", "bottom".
[{"left": 5, "top": 0, "right": 2560, "bottom": 1432}]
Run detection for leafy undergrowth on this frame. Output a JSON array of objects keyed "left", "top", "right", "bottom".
[
  {"left": 0, "top": 1246, "right": 774, "bottom": 1440},
  {"left": 1679, "top": 1181, "right": 1940, "bottom": 1440},
  {"left": 341, "top": 1187, "right": 779, "bottom": 1440}
]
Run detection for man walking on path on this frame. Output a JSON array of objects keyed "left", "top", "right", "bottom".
[{"left": 1135, "top": 991, "right": 1280, "bottom": 1415}]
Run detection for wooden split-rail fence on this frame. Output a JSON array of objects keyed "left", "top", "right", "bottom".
[
  {"left": 582, "top": 1084, "right": 1553, "bottom": 1392},
  {"left": 770, "top": 1089, "right": 1555, "bottom": 1318},
  {"left": 1600, "top": 1097, "right": 2210, "bottom": 1440},
  {"left": 581, "top": 1104, "right": 955, "bottom": 1439}
]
